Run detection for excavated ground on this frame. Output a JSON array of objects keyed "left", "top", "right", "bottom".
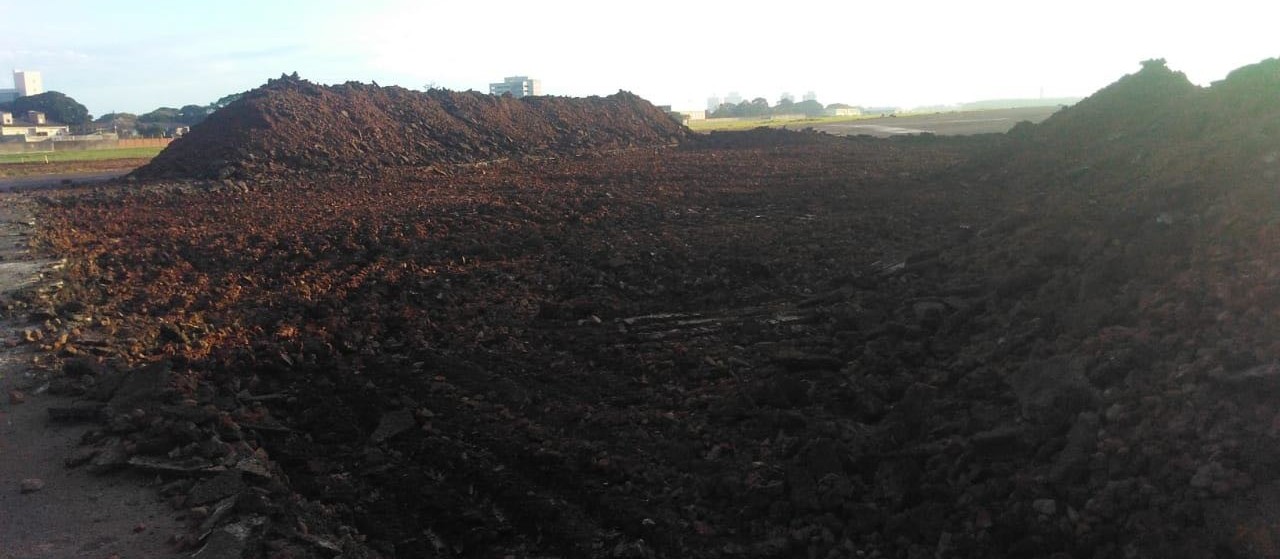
[{"left": 14, "top": 58, "right": 1280, "bottom": 558}]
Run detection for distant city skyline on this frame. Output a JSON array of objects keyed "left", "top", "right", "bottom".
[{"left": 1, "top": 1, "right": 1276, "bottom": 117}]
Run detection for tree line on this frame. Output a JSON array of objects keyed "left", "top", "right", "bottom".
[
  {"left": 0, "top": 89, "right": 247, "bottom": 138},
  {"left": 710, "top": 98, "right": 855, "bottom": 119}
]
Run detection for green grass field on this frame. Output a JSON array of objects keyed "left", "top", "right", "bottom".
[
  {"left": 0, "top": 147, "right": 164, "bottom": 165},
  {"left": 686, "top": 115, "right": 873, "bottom": 132}
]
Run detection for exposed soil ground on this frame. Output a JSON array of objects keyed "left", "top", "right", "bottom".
[{"left": 13, "top": 57, "right": 1280, "bottom": 558}]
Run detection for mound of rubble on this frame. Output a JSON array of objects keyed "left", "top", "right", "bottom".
[
  {"left": 133, "top": 74, "right": 687, "bottom": 179},
  {"left": 928, "top": 57, "right": 1280, "bottom": 556}
]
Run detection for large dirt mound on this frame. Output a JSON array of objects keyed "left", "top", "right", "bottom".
[
  {"left": 931, "top": 57, "right": 1280, "bottom": 555},
  {"left": 134, "top": 75, "right": 688, "bottom": 179}
]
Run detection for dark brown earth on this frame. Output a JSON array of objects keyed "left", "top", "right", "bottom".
[
  {"left": 133, "top": 74, "right": 687, "bottom": 180},
  {"left": 16, "top": 57, "right": 1280, "bottom": 558}
]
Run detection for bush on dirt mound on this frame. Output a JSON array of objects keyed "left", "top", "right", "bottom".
[{"left": 133, "top": 74, "right": 688, "bottom": 179}]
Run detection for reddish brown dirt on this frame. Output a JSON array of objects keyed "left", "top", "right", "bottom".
[
  {"left": 21, "top": 57, "right": 1280, "bottom": 558},
  {"left": 133, "top": 75, "right": 687, "bottom": 180}
]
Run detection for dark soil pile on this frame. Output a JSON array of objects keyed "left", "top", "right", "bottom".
[
  {"left": 923, "top": 57, "right": 1280, "bottom": 557},
  {"left": 133, "top": 74, "right": 687, "bottom": 179}
]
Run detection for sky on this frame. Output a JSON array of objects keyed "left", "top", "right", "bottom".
[{"left": 0, "top": 0, "right": 1276, "bottom": 116}]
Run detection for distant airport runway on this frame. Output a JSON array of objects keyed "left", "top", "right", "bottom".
[{"left": 802, "top": 106, "right": 1063, "bottom": 137}]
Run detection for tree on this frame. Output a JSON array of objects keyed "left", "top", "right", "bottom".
[
  {"left": 793, "top": 99, "right": 825, "bottom": 117},
  {"left": 0, "top": 91, "right": 91, "bottom": 125},
  {"left": 138, "top": 107, "right": 180, "bottom": 123},
  {"left": 742, "top": 97, "right": 771, "bottom": 118},
  {"left": 95, "top": 111, "right": 137, "bottom": 124},
  {"left": 177, "top": 104, "right": 210, "bottom": 125},
  {"left": 136, "top": 123, "right": 168, "bottom": 138},
  {"left": 209, "top": 92, "right": 244, "bottom": 110}
]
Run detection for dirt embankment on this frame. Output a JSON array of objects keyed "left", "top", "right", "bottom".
[{"left": 133, "top": 75, "right": 688, "bottom": 180}]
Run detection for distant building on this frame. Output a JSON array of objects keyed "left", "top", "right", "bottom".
[
  {"left": 0, "top": 110, "right": 69, "bottom": 140},
  {"left": 0, "top": 70, "right": 43, "bottom": 103},
  {"left": 803, "top": 91, "right": 817, "bottom": 102},
  {"left": 780, "top": 92, "right": 795, "bottom": 104},
  {"left": 14, "top": 70, "right": 42, "bottom": 96},
  {"left": 672, "top": 109, "right": 705, "bottom": 123},
  {"left": 489, "top": 76, "right": 542, "bottom": 98},
  {"left": 824, "top": 106, "right": 862, "bottom": 117},
  {"left": 706, "top": 95, "right": 722, "bottom": 112},
  {"left": 725, "top": 91, "right": 742, "bottom": 105}
]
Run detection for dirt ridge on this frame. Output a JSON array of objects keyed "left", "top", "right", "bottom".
[{"left": 133, "top": 74, "right": 688, "bottom": 180}]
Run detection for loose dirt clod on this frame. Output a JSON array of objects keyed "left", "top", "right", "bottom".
[{"left": 19, "top": 478, "right": 44, "bottom": 493}]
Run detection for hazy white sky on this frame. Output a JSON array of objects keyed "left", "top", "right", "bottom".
[{"left": 0, "top": 0, "right": 1275, "bottom": 115}]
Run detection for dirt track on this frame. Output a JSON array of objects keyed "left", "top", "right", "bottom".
[
  {"left": 0, "top": 171, "right": 131, "bottom": 192},
  {"left": 0, "top": 197, "right": 180, "bottom": 559},
  {"left": 805, "top": 106, "right": 1061, "bottom": 137}
]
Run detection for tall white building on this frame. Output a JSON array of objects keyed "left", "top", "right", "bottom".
[
  {"left": 489, "top": 76, "right": 542, "bottom": 98},
  {"left": 13, "top": 70, "right": 42, "bottom": 97}
]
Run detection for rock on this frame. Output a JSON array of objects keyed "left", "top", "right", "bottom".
[
  {"left": 191, "top": 528, "right": 247, "bottom": 559},
  {"left": 158, "top": 322, "right": 189, "bottom": 344},
  {"left": 1209, "top": 362, "right": 1280, "bottom": 391},
  {"left": 786, "top": 464, "right": 820, "bottom": 511},
  {"left": 63, "top": 357, "right": 105, "bottom": 377},
  {"left": 887, "top": 382, "right": 936, "bottom": 437},
  {"left": 19, "top": 478, "right": 44, "bottom": 493},
  {"left": 47, "top": 405, "right": 107, "bottom": 423},
  {"left": 816, "top": 473, "right": 854, "bottom": 510},
  {"left": 911, "top": 300, "right": 948, "bottom": 322},
  {"left": 971, "top": 426, "right": 1025, "bottom": 456},
  {"left": 65, "top": 446, "right": 101, "bottom": 467},
  {"left": 1191, "top": 462, "right": 1225, "bottom": 490},
  {"left": 370, "top": 409, "right": 417, "bottom": 443},
  {"left": 1009, "top": 356, "right": 1098, "bottom": 428},
  {"left": 1050, "top": 412, "right": 1099, "bottom": 483},
  {"left": 1032, "top": 498, "right": 1058, "bottom": 516},
  {"left": 772, "top": 350, "right": 843, "bottom": 372},
  {"left": 188, "top": 471, "right": 246, "bottom": 506},
  {"left": 106, "top": 362, "right": 173, "bottom": 412},
  {"left": 89, "top": 441, "right": 129, "bottom": 474}
]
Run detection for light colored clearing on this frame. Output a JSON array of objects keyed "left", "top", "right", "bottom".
[{"left": 836, "top": 124, "right": 935, "bottom": 135}]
